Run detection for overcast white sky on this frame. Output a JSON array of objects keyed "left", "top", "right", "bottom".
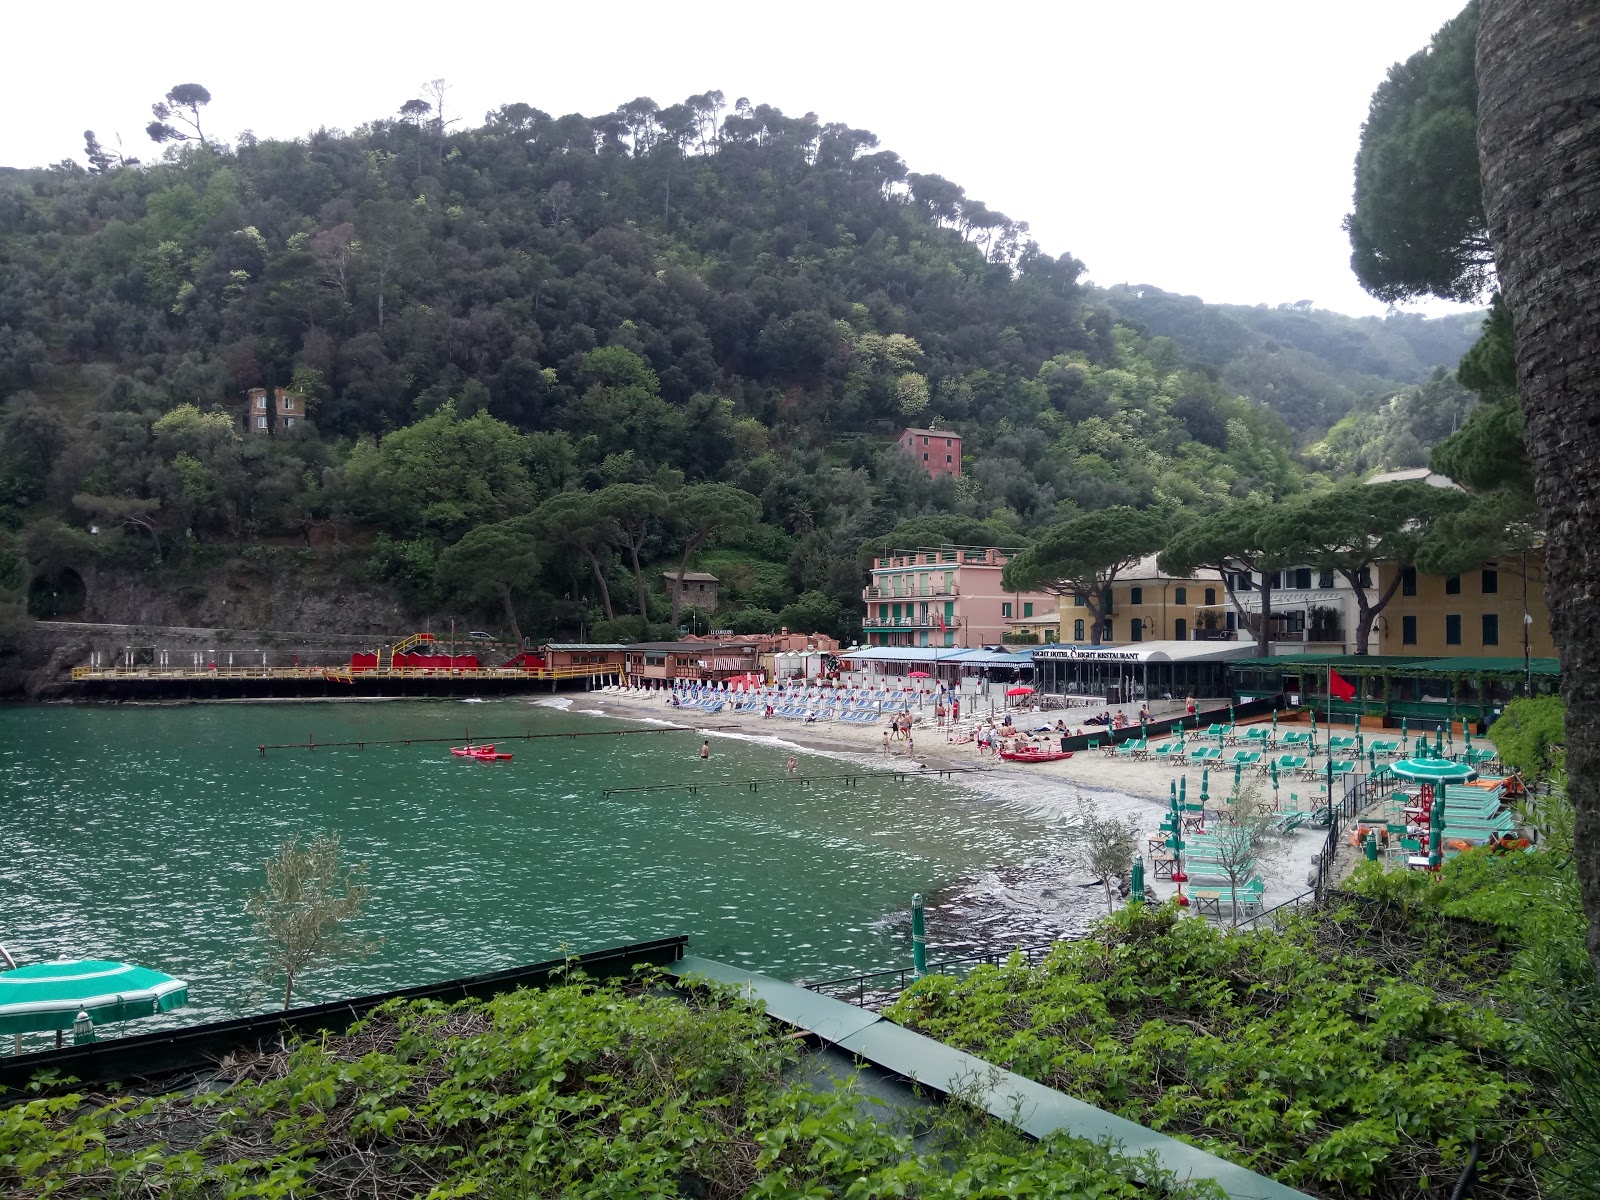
[{"left": 7, "top": 1, "right": 1473, "bottom": 318}]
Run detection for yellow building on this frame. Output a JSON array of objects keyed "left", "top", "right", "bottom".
[
  {"left": 1376, "top": 552, "right": 1553, "bottom": 659},
  {"left": 1044, "top": 557, "right": 1228, "bottom": 645}
]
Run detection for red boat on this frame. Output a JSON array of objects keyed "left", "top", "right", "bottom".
[
  {"left": 999, "top": 745, "right": 1073, "bottom": 763},
  {"left": 450, "top": 744, "right": 514, "bottom": 762}
]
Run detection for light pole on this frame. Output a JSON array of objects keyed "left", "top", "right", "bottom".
[{"left": 1522, "top": 550, "right": 1532, "bottom": 695}]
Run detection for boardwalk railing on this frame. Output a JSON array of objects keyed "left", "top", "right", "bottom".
[{"left": 802, "top": 940, "right": 1069, "bottom": 1007}]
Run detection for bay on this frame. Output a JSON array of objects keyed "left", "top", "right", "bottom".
[{"left": 0, "top": 697, "right": 1068, "bottom": 1026}]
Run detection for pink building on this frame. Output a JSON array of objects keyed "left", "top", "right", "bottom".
[
  {"left": 898, "top": 427, "right": 962, "bottom": 478},
  {"left": 862, "top": 546, "right": 1055, "bottom": 648}
]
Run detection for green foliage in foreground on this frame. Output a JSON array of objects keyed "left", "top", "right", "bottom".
[
  {"left": 887, "top": 866, "right": 1559, "bottom": 1200},
  {"left": 1, "top": 973, "right": 1222, "bottom": 1199},
  {"left": 1488, "top": 695, "right": 1566, "bottom": 778}
]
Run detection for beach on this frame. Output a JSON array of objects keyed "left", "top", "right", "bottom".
[{"left": 572, "top": 685, "right": 1333, "bottom": 934}]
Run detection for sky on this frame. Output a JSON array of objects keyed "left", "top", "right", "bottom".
[{"left": 6, "top": 1, "right": 1476, "bottom": 319}]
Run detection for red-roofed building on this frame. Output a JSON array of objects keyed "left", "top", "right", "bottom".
[{"left": 898, "top": 427, "right": 962, "bottom": 478}]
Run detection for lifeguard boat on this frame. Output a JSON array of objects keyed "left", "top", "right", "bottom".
[{"left": 999, "top": 744, "right": 1072, "bottom": 763}]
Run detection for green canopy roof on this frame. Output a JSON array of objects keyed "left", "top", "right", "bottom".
[
  {"left": 0, "top": 959, "right": 189, "bottom": 1034},
  {"left": 1388, "top": 757, "right": 1478, "bottom": 785}
]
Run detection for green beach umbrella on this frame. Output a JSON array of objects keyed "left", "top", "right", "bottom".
[
  {"left": 1270, "top": 758, "right": 1280, "bottom": 794},
  {"left": 1130, "top": 855, "right": 1146, "bottom": 904},
  {"left": 1271, "top": 711, "right": 1278, "bottom": 732},
  {"left": 1232, "top": 761, "right": 1243, "bottom": 798},
  {"left": 1401, "top": 717, "right": 1409, "bottom": 746},
  {"left": 1435, "top": 726, "right": 1444, "bottom": 756},
  {"left": 0, "top": 959, "right": 188, "bottom": 1035},
  {"left": 1200, "top": 769, "right": 1209, "bottom": 804},
  {"left": 1179, "top": 775, "right": 1187, "bottom": 806},
  {"left": 1169, "top": 779, "right": 1177, "bottom": 807},
  {"left": 1389, "top": 755, "right": 1477, "bottom": 787}
]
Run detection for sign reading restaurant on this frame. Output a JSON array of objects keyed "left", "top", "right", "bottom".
[{"left": 1033, "top": 646, "right": 1144, "bottom": 662}]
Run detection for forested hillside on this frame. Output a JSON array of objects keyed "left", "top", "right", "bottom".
[
  {"left": 1098, "top": 284, "right": 1483, "bottom": 435},
  {"left": 0, "top": 88, "right": 1478, "bottom": 643}
]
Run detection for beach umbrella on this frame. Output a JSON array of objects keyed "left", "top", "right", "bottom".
[
  {"left": 908, "top": 671, "right": 931, "bottom": 679},
  {"left": 0, "top": 959, "right": 188, "bottom": 1036},
  {"left": 1435, "top": 726, "right": 1445, "bottom": 756},
  {"left": 1368, "top": 748, "right": 1377, "bottom": 774},
  {"left": 1179, "top": 775, "right": 1188, "bottom": 806},
  {"left": 1389, "top": 755, "right": 1476, "bottom": 787},
  {"left": 1228, "top": 704, "right": 1236, "bottom": 724},
  {"left": 1169, "top": 779, "right": 1177, "bottom": 806},
  {"left": 1130, "top": 856, "right": 1146, "bottom": 905},
  {"left": 1200, "top": 770, "right": 1209, "bottom": 805},
  {"left": 1271, "top": 711, "right": 1278, "bottom": 732},
  {"left": 1401, "top": 716, "right": 1409, "bottom": 747},
  {"left": 1232, "top": 761, "right": 1243, "bottom": 797},
  {"left": 1270, "top": 758, "right": 1281, "bottom": 797},
  {"left": 1006, "top": 685, "right": 1034, "bottom": 697},
  {"left": 1465, "top": 723, "right": 1473, "bottom": 752}
]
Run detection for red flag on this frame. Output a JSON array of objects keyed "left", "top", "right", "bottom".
[{"left": 1329, "top": 669, "right": 1356, "bottom": 701}]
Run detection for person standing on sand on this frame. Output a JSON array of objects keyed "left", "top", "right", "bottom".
[
  {"left": 701, "top": 739, "right": 710, "bottom": 759},
  {"left": 882, "top": 730, "right": 890, "bottom": 754},
  {"left": 1185, "top": 695, "right": 1197, "bottom": 719}
]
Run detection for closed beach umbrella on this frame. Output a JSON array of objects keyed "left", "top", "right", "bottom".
[
  {"left": 1228, "top": 703, "right": 1236, "bottom": 724},
  {"left": 1200, "top": 769, "right": 1209, "bottom": 804},
  {"left": 1271, "top": 711, "right": 1278, "bottom": 732},
  {"left": 0, "top": 959, "right": 188, "bottom": 1036},
  {"left": 1179, "top": 775, "right": 1187, "bottom": 806},
  {"left": 1232, "top": 761, "right": 1243, "bottom": 797},
  {"left": 1364, "top": 829, "right": 1380, "bottom": 861},
  {"left": 1130, "top": 856, "right": 1146, "bottom": 904},
  {"left": 1270, "top": 758, "right": 1281, "bottom": 798}
]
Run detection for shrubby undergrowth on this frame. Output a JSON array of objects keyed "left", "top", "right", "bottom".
[
  {"left": 887, "top": 824, "right": 1587, "bottom": 1200},
  {"left": 1, "top": 970, "right": 1221, "bottom": 1199}
]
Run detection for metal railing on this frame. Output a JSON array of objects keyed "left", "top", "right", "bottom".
[
  {"left": 862, "top": 615, "right": 962, "bottom": 630},
  {"left": 863, "top": 585, "right": 958, "bottom": 600},
  {"left": 803, "top": 940, "right": 1069, "bottom": 1007}
]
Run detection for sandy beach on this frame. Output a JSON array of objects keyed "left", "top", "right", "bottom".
[{"left": 564, "top": 685, "right": 1334, "bottom": 933}]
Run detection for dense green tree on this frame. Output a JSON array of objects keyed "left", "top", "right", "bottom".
[
  {"left": 1001, "top": 508, "right": 1169, "bottom": 644},
  {"left": 343, "top": 405, "right": 531, "bottom": 540},
  {"left": 667, "top": 483, "right": 761, "bottom": 628},
  {"left": 1257, "top": 481, "right": 1469, "bottom": 654},
  {"left": 595, "top": 483, "right": 669, "bottom": 618},
  {"left": 1157, "top": 501, "right": 1279, "bottom": 655},
  {"left": 436, "top": 517, "right": 541, "bottom": 648},
  {"left": 1344, "top": 3, "right": 1489, "bottom": 304},
  {"left": 532, "top": 492, "right": 618, "bottom": 621}
]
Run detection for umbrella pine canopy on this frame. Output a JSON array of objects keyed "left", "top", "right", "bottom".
[{"left": 0, "top": 960, "right": 189, "bottom": 1034}]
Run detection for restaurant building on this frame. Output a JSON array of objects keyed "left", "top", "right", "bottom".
[{"left": 1032, "top": 641, "right": 1254, "bottom": 703}]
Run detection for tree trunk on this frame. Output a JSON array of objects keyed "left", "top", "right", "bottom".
[
  {"left": 1257, "top": 577, "right": 1273, "bottom": 657},
  {"left": 499, "top": 584, "right": 524, "bottom": 650},
  {"left": 627, "top": 541, "right": 649, "bottom": 618},
  {"left": 585, "top": 551, "right": 615, "bottom": 620},
  {"left": 282, "top": 973, "right": 294, "bottom": 1010},
  {"left": 1478, "top": 0, "right": 1600, "bottom": 978}
]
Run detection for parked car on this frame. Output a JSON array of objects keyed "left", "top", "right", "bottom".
[{"left": 468, "top": 631, "right": 494, "bottom": 641}]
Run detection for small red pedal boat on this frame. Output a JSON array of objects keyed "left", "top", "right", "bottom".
[
  {"left": 450, "top": 744, "right": 514, "bottom": 761},
  {"left": 999, "top": 745, "right": 1073, "bottom": 763}
]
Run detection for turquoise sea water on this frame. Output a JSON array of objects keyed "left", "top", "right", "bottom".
[{"left": 1, "top": 698, "right": 1066, "bottom": 1025}]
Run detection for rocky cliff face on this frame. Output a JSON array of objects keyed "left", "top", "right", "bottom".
[{"left": 1, "top": 555, "right": 430, "bottom": 698}]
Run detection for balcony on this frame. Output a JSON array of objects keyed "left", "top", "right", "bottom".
[
  {"left": 863, "top": 585, "right": 958, "bottom": 601},
  {"left": 862, "top": 614, "right": 963, "bottom": 630}
]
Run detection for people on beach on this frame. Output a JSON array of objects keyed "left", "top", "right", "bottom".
[
  {"left": 1186, "top": 695, "right": 1197, "bottom": 718},
  {"left": 882, "top": 730, "right": 890, "bottom": 753},
  {"left": 700, "top": 739, "right": 710, "bottom": 759},
  {"left": 787, "top": 755, "right": 797, "bottom": 775}
]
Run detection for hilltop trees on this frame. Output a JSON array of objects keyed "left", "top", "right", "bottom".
[
  {"left": 1344, "top": 3, "right": 1488, "bottom": 304},
  {"left": 146, "top": 84, "right": 212, "bottom": 147},
  {"left": 1001, "top": 508, "right": 1168, "bottom": 644}
]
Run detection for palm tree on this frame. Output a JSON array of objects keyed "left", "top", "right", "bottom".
[{"left": 1478, "top": 0, "right": 1600, "bottom": 977}]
